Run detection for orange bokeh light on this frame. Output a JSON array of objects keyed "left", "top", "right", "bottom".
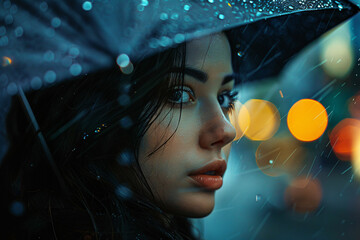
[
  {"left": 239, "top": 99, "right": 280, "bottom": 141},
  {"left": 287, "top": 99, "right": 328, "bottom": 142},
  {"left": 329, "top": 118, "right": 360, "bottom": 161},
  {"left": 229, "top": 101, "right": 247, "bottom": 141},
  {"left": 284, "top": 177, "right": 322, "bottom": 213}
]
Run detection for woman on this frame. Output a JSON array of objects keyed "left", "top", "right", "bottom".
[{"left": 0, "top": 32, "right": 238, "bottom": 239}]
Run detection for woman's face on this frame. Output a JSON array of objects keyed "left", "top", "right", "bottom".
[{"left": 138, "top": 33, "right": 236, "bottom": 218}]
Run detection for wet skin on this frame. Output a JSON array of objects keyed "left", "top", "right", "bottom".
[{"left": 139, "top": 33, "right": 236, "bottom": 218}]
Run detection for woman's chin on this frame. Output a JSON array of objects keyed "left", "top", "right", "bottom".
[{"left": 165, "top": 190, "right": 216, "bottom": 218}]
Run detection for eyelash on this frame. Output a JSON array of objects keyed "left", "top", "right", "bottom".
[{"left": 167, "top": 85, "right": 238, "bottom": 113}]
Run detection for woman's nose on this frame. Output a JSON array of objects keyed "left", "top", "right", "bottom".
[{"left": 198, "top": 102, "right": 236, "bottom": 150}]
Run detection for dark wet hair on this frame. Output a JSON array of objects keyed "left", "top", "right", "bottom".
[{"left": 0, "top": 40, "right": 205, "bottom": 239}]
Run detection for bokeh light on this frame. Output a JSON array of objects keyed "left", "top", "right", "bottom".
[
  {"left": 229, "top": 100, "right": 247, "bottom": 141},
  {"left": 287, "top": 99, "right": 328, "bottom": 142},
  {"left": 329, "top": 118, "right": 360, "bottom": 161},
  {"left": 255, "top": 137, "right": 306, "bottom": 177},
  {"left": 284, "top": 177, "right": 322, "bottom": 213},
  {"left": 321, "top": 35, "right": 354, "bottom": 79},
  {"left": 348, "top": 92, "right": 360, "bottom": 119},
  {"left": 239, "top": 99, "right": 280, "bottom": 141},
  {"left": 353, "top": 132, "right": 360, "bottom": 179},
  {"left": 2, "top": 56, "right": 12, "bottom": 66}
]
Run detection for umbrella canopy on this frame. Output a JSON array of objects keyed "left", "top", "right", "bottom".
[{"left": 0, "top": 0, "right": 359, "bottom": 161}]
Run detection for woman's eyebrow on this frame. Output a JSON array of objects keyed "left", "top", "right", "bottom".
[{"left": 171, "top": 67, "right": 235, "bottom": 85}]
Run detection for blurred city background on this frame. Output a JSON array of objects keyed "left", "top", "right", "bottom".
[{"left": 192, "top": 12, "right": 360, "bottom": 240}]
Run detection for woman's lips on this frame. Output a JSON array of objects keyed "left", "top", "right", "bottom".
[{"left": 188, "top": 160, "right": 227, "bottom": 190}]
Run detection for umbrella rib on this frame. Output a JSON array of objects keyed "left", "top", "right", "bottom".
[{"left": 17, "top": 85, "right": 68, "bottom": 193}]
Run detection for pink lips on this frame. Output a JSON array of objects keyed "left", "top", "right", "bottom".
[{"left": 188, "top": 160, "right": 227, "bottom": 190}]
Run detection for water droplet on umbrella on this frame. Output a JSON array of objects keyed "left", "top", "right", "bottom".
[
  {"left": 70, "top": 64, "right": 82, "bottom": 76},
  {"left": 218, "top": 14, "right": 225, "bottom": 20},
  {"left": 3, "top": 0, "right": 11, "bottom": 9},
  {"left": 69, "top": 47, "right": 80, "bottom": 58},
  {"left": 184, "top": 4, "right": 191, "bottom": 11},
  {"left": 208, "top": 0, "right": 214, "bottom": 3},
  {"left": 117, "top": 54, "right": 130, "bottom": 68},
  {"left": 14, "top": 26, "right": 23, "bottom": 38},
  {"left": 30, "top": 77, "right": 42, "bottom": 90},
  {"left": 0, "top": 26, "right": 6, "bottom": 36},
  {"left": 174, "top": 33, "right": 185, "bottom": 43},
  {"left": 82, "top": 1, "right": 92, "bottom": 11},
  {"left": 51, "top": 17, "right": 62, "bottom": 28},
  {"left": 141, "top": 0, "right": 149, "bottom": 6},
  {"left": 5, "top": 14, "right": 13, "bottom": 25},
  {"left": 171, "top": 13, "right": 179, "bottom": 20},
  {"left": 159, "top": 36, "right": 172, "bottom": 47},
  {"left": 10, "top": 201, "right": 24, "bottom": 216},
  {"left": 256, "top": 194, "right": 262, "bottom": 202},
  {"left": 9, "top": 4, "right": 18, "bottom": 14},
  {"left": 0, "top": 36, "right": 9, "bottom": 46},
  {"left": 43, "top": 50, "right": 55, "bottom": 62},
  {"left": 160, "top": 12, "right": 168, "bottom": 20},
  {"left": 7, "top": 82, "right": 18, "bottom": 95},
  {"left": 237, "top": 51, "right": 244, "bottom": 57},
  {"left": 39, "top": 2, "right": 48, "bottom": 12},
  {"left": 44, "top": 70, "right": 56, "bottom": 83},
  {"left": 288, "top": 5, "right": 294, "bottom": 10},
  {"left": 338, "top": 4, "right": 343, "bottom": 10}
]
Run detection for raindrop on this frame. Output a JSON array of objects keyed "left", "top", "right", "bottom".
[
  {"left": 3, "top": 0, "right": 11, "bottom": 9},
  {"left": 288, "top": 5, "right": 294, "bottom": 10},
  {"left": 119, "top": 116, "right": 133, "bottom": 129},
  {"left": 51, "top": 17, "right": 62, "bottom": 28},
  {"left": 118, "top": 94, "right": 131, "bottom": 106},
  {"left": 30, "top": 77, "right": 42, "bottom": 90},
  {"left": 256, "top": 12, "right": 261, "bottom": 17},
  {"left": 0, "top": 26, "right": 6, "bottom": 36},
  {"left": 117, "top": 54, "right": 130, "bottom": 68},
  {"left": 218, "top": 14, "right": 225, "bottom": 20},
  {"left": 117, "top": 149, "right": 134, "bottom": 165},
  {"left": 269, "top": 160, "right": 274, "bottom": 164},
  {"left": 237, "top": 51, "right": 244, "bottom": 57},
  {"left": 115, "top": 185, "right": 133, "bottom": 200},
  {"left": 208, "top": 0, "right": 214, "bottom": 3},
  {"left": 171, "top": 13, "right": 179, "bottom": 20},
  {"left": 9, "top": 4, "right": 18, "bottom": 14},
  {"left": 174, "top": 33, "right": 185, "bottom": 43},
  {"left": 43, "top": 50, "right": 55, "bottom": 62},
  {"left": 10, "top": 201, "right": 24, "bottom": 216},
  {"left": 338, "top": 4, "right": 343, "bottom": 10},
  {"left": 44, "top": 70, "right": 56, "bottom": 83},
  {"left": 159, "top": 36, "right": 172, "bottom": 47},
  {"left": 256, "top": 194, "right": 262, "bottom": 202},
  {"left": 39, "top": 2, "right": 48, "bottom": 12},
  {"left": 141, "top": 0, "right": 149, "bottom": 6},
  {"left": 160, "top": 12, "right": 168, "bottom": 20},
  {"left": 137, "top": 4, "right": 144, "bottom": 11},
  {"left": 6, "top": 82, "right": 18, "bottom": 95},
  {"left": 0, "top": 36, "right": 9, "bottom": 46},
  {"left": 69, "top": 47, "right": 80, "bottom": 58},
  {"left": 69, "top": 64, "right": 82, "bottom": 76},
  {"left": 14, "top": 26, "right": 23, "bottom": 38},
  {"left": 184, "top": 4, "right": 191, "bottom": 11},
  {"left": 82, "top": 1, "right": 92, "bottom": 11},
  {"left": 5, "top": 14, "right": 13, "bottom": 25}
]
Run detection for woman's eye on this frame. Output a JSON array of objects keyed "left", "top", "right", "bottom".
[
  {"left": 218, "top": 90, "right": 238, "bottom": 112},
  {"left": 168, "top": 86, "right": 195, "bottom": 104}
]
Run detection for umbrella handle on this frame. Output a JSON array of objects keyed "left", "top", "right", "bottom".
[{"left": 17, "top": 85, "right": 68, "bottom": 193}]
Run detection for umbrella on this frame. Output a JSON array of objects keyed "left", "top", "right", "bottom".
[{"left": 0, "top": 0, "right": 359, "bottom": 178}]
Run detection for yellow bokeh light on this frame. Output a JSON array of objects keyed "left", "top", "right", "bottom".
[
  {"left": 2, "top": 56, "right": 12, "bottom": 66},
  {"left": 353, "top": 133, "right": 360, "bottom": 180},
  {"left": 239, "top": 99, "right": 280, "bottom": 141},
  {"left": 321, "top": 38, "right": 354, "bottom": 79},
  {"left": 229, "top": 100, "right": 246, "bottom": 141},
  {"left": 255, "top": 137, "right": 305, "bottom": 177},
  {"left": 287, "top": 99, "right": 328, "bottom": 142}
]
